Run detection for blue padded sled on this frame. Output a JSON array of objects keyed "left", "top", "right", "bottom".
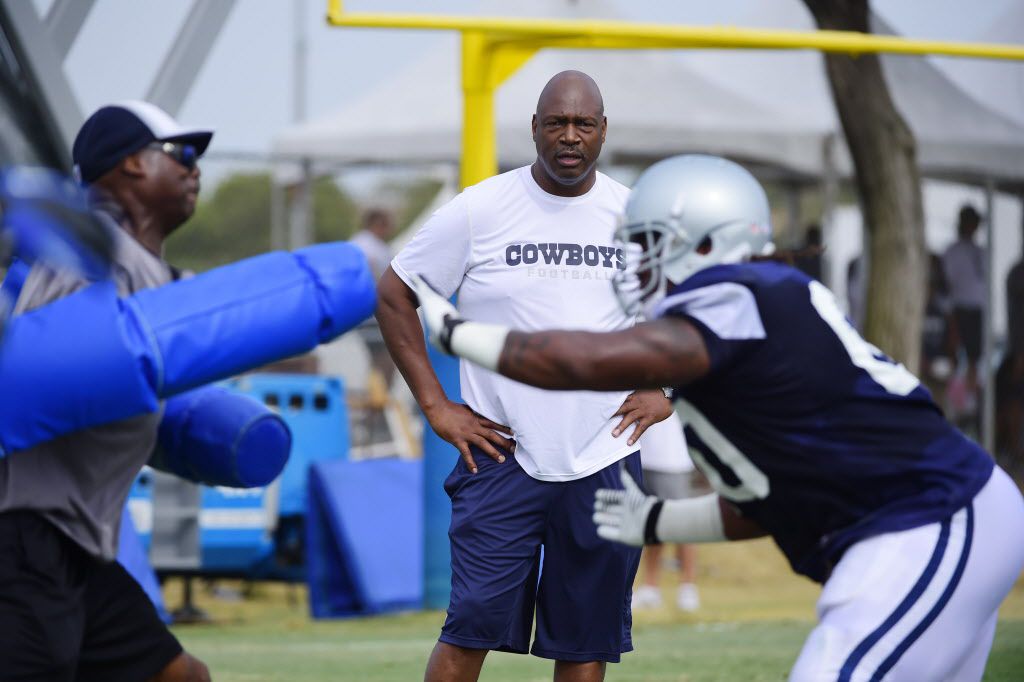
[
  {"left": 0, "top": 258, "right": 30, "bottom": 310},
  {"left": 306, "top": 458, "right": 423, "bottom": 618},
  {"left": 151, "top": 384, "right": 291, "bottom": 489}
]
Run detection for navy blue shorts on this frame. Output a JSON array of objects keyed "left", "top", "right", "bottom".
[{"left": 440, "top": 447, "right": 643, "bottom": 663}]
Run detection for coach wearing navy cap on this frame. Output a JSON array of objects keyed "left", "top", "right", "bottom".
[
  {"left": 72, "top": 100, "right": 212, "bottom": 254},
  {"left": 0, "top": 101, "right": 213, "bottom": 681}
]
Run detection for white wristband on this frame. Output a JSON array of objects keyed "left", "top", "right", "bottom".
[
  {"left": 449, "top": 321, "right": 510, "bottom": 372},
  {"left": 654, "top": 494, "right": 726, "bottom": 543}
]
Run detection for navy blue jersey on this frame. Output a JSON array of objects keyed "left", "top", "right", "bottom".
[{"left": 654, "top": 262, "right": 993, "bottom": 583}]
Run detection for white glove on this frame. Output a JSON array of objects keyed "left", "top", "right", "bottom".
[
  {"left": 407, "top": 273, "right": 462, "bottom": 354},
  {"left": 592, "top": 466, "right": 662, "bottom": 546},
  {"left": 407, "top": 273, "right": 510, "bottom": 372}
]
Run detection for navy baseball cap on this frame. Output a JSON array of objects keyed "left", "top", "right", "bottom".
[{"left": 72, "top": 100, "right": 213, "bottom": 185}]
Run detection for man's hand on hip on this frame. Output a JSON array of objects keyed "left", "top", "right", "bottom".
[
  {"left": 611, "top": 389, "right": 673, "bottom": 445},
  {"left": 424, "top": 399, "right": 515, "bottom": 475}
]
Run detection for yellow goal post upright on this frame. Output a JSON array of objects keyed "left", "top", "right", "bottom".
[{"left": 325, "top": 0, "right": 1024, "bottom": 189}]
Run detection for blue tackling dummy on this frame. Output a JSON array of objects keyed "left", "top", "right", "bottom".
[
  {"left": 0, "top": 167, "right": 375, "bottom": 485},
  {"left": 151, "top": 384, "right": 292, "bottom": 489}
]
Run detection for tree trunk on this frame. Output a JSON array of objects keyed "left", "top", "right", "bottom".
[{"left": 804, "top": 0, "right": 926, "bottom": 372}]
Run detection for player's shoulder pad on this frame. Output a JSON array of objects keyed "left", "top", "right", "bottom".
[
  {"left": 653, "top": 264, "right": 767, "bottom": 341},
  {"left": 678, "top": 261, "right": 807, "bottom": 293}
]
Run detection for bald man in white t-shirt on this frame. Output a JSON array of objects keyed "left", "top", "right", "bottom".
[{"left": 376, "top": 71, "right": 672, "bottom": 682}]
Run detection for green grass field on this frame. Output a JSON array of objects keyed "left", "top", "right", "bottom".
[{"left": 169, "top": 539, "right": 1024, "bottom": 681}]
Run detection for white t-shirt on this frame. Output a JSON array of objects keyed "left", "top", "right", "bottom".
[
  {"left": 941, "top": 239, "right": 985, "bottom": 308},
  {"left": 350, "top": 230, "right": 393, "bottom": 283},
  {"left": 638, "top": 411, "right": 693, "bottom": 474},
  {"left": 392, "top": 166, "right": 637, "bottom": 481}
]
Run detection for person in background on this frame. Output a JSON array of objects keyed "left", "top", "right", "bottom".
[
  {"left": 631, "top": 413, "right": 701, "bottom": 613},
  {"left": 996, "top": 237, "right": 1024, "bottom": 477},
  {"left": 846, "top": 254, "right": 866, "bottom": 332},
  {"left": 344, "top": 207, "right": 401, "bottom": 388},
  {"left": 350, "top": 207, "right": 396, "bottom": 283},
  {"left": 792, "top": 223, "right": 824, "bottom": 284},
  {"left": 921, "top": 252, "right": 953, "bottom": 399},
  {"left": 942, "top": 204, "right": 986, "bottom": 414}
]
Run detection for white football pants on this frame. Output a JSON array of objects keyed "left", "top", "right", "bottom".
[{"left": 790, "top": 466, "right": 1024, "bottom": 682}]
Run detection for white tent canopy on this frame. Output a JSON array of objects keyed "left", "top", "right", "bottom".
[
  {"left": 273, "top": 0, "right": 1024, "bottom": 188},
  {"left": 274, "top": 40, "right": 825, "bottom": 178},
  {"left": 673, "top": 4, "right": 1024, "bottom": 188}
]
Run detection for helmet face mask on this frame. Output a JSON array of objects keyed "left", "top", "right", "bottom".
[
  {"left": 613, "top": 219, "right": 683, "bottom": 318},
  {"left": 610, "top": 155, "right": 773, "bottom": 318}
]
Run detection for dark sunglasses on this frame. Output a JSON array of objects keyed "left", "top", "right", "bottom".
[{"left": 146, "top": 141, "right": 199, "bottom": 170}]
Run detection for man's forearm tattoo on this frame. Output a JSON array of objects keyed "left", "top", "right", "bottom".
[{"left": 504, "top": 332, "right": 552, "bottom": 371}]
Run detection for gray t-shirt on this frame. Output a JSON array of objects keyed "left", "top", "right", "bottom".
[{"left": 0, "top": 211, "right": 174, "bottom": 560}]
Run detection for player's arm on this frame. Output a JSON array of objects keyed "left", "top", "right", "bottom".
[
  {"left": 376, "top": 267, "right": 514, "bottom": 473},
  {"left": 593, "top": 468, "right": 768, "bottom": 546},
  {"left": 410, "top": 274, "right": 712, "bottom": 391}
]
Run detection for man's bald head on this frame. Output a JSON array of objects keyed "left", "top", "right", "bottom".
[
  {"left": 531, "top": 71, "right": 607, "bottom": 197},
  {"left": 535, "top": 70, "right": 604, "bottom": 118}
]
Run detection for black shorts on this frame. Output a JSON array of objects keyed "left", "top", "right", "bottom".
[{"left": 0, "top": 511, "right": 183, "bottom": 682}]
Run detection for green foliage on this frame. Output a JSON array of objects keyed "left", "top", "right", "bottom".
[
  {"left": 166, "top": 173, "right": 272, "bottom": 273},
  {"left": 312, "top": 176, "right": 359, "bottom": 243},
  {"left": 165, "top": 173, "right": 359, "bottom": 273},
  {"left": 386, "top": 177, "right": 445, "bottom": 232}
]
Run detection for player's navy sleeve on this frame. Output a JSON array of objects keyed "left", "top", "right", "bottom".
[{"left": 655, "top": 262, "right": 994, "bottom": 583}]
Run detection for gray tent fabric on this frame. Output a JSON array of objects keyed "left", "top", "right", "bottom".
[
  {"left": 273, "top": 0, "right": 1024, "bottom": 187},
  {"left": 272, "top": 42, "right": 822, "bottom": 175}
]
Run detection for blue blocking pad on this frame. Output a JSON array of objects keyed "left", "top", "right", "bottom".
[
  {"left": 0, "top": 243, "right": 374, "bottom": 456},
  {"left": 130, "top": 242, "right": 375, "bottom": 396},
  {"left": 293, "top": 242, "right": 377, "bottom": 341},
  {"left": 306, "top": 458, "right": 423, "bottom": 618},
  {"left": 151, "top": 384, "right": 291, "bottom": 488},
  {"left": 0, "top": 281, "right": 159, "bottom": 456},
  {"left": 0, "top": 258, "right": 30, "bottom": 308}
]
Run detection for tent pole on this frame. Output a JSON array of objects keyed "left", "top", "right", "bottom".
[
  {"left": 288, "top": 158, "right": 313, "bottom": 249},
  {"left": 786, "top": 181, "right": 801, "bottom": 239},
  {"left": 820, "top": 134, "right": 839, "bottom": 292},
  {"left": 270, "top": 170, "right": 287, "bottom": 251},
  {"left": 982, "top": 178, "right": 996, "bottom": 454}
]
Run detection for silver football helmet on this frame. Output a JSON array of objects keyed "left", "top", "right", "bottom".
[{"left": 613, "top": 154, "right": 773, "bottom": 317}]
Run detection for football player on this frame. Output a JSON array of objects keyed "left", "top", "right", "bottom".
[{"left": 410, "top": 154, "right": 1024, "bottom": 682}]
